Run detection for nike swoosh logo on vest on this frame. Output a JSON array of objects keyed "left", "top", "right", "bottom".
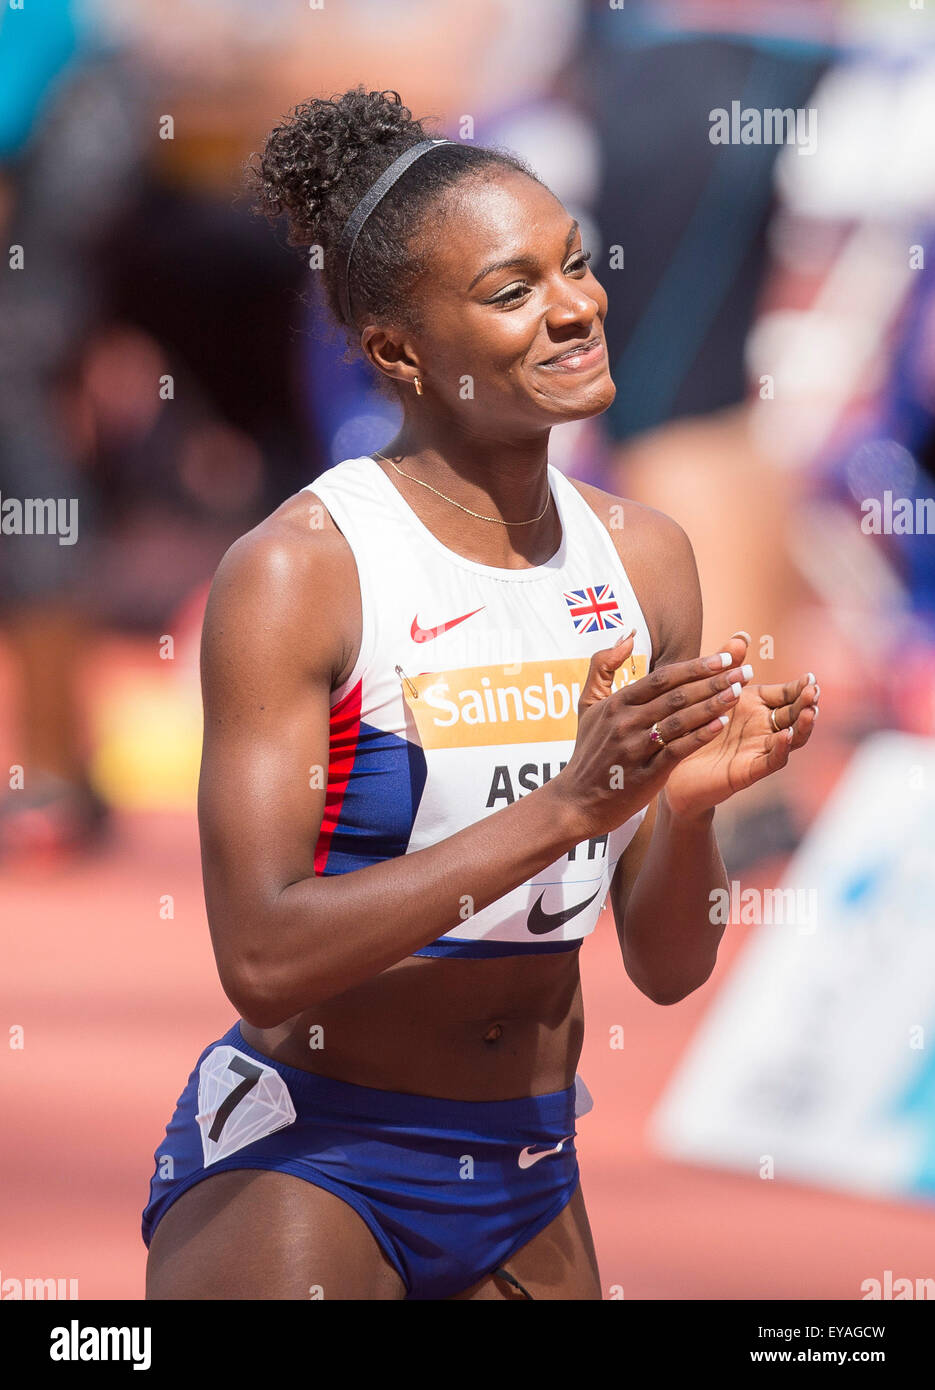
[
  {"left": 410, "top": 607, "right": 485, "bottom": 643},
  {"left": 526, "top": 885, "right": 603, "bottom": 935}
]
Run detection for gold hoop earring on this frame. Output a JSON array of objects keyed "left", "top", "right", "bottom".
[{"left": 413, "top": 376, "right": 424, "bottom": 396}]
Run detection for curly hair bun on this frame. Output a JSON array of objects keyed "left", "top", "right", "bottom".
[{"left": 250, "top": 87, "right": 430, "bottom": 251}]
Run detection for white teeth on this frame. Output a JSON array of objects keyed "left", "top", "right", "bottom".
[{"left": 549, "top": 342, "right": 594, "bottom": 364}]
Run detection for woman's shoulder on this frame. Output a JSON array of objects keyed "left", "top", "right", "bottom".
[
  {"left": 561, "top": 469, "right": 691, "bottom": 572},
  {"left": 200, "top": 488, "right": 360, "bottom": 677},
  {"left": 213, "top": 487, "right": 356, "bottom": 597}
]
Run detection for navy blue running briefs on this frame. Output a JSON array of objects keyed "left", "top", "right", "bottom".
[{"left": 142, "top": 1022, "right": 588, "bottom": 1299}]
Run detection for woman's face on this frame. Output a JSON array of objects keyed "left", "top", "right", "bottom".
[{"left": 367, "top": 168, "right": 616, "bottom": 435}]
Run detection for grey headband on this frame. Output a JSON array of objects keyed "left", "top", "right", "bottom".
[{"left": 336, "top": 137, "right": 453, "bottom": 326}]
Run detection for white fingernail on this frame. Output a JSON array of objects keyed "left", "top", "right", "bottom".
[
  {"left": 718, "top": 714, "right": 729, "bottom": 726},
  {"left": 741, "top": 664, "right": 753, "bottom": 680},
  {"left": 806, "top": 672, "right": 815, "bottom": 685},
  {"left": 731, "top": 681, "right": 741, "bottom": 697},
  {"left": 718, "top": 652, "right": 731, "bottom": 667}
]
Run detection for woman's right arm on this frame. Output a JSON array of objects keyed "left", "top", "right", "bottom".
[{"left": 198, "top": 511, "right": 738, "bottom": 1027}]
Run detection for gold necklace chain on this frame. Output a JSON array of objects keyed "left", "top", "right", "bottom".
[{"left": 373, "top": 451, "right": 552, "bottom": 526}]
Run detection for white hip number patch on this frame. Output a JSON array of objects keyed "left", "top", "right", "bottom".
[{"left": 196, "top": 1046, "right": 297, "bottom": 1167}]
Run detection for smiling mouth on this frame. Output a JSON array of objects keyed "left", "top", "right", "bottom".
[{"left": 537, "top": 337, "right": 605, "bottom": 370}]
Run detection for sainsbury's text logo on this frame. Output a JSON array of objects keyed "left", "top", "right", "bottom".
[{"left": 400, "top": 654, "right": 648, "bottom": 749}]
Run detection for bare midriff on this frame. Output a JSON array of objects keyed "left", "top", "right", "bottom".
[{"left": 239, "top": 948, "right": 585, "bottom": 1101}]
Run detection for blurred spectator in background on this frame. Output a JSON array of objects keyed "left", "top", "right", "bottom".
[
  {"left": 0, "top": 1, "right": 149, "bottom": 855},
  {"left": 0, "top": 1, "right": 320, "bottom": 856},
  {"left": 580, "top": 0, "right": 833, "bottom": 441},
  {"left": 755, "top": 43, "right": 935, "bottom": 738}
]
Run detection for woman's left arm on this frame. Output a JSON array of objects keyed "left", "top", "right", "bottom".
[
  {"left": 611, "top": 788, "right": 726, "bottom": 1004},
  {"left": 571, "top": 485, "right": 819, "bottom": 1004}
]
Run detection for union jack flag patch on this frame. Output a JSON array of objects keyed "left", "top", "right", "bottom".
[{"left": 564, "top": 584, "right": 625, "bottom": 635}]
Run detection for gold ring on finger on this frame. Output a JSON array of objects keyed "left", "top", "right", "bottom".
[
  {"left": 769, "top": 706, "right": 782, "bottom": 733},
  {"left": 649, "top": 721, "right": 667, "bottom": 749}
]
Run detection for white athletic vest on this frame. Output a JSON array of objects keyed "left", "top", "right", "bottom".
[{"left": 306, "top": 455, "right": 653, "bottom": 957}]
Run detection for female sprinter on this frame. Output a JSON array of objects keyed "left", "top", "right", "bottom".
[{"left": 142, "top": 88, "right": 819, "bottom": 1301}]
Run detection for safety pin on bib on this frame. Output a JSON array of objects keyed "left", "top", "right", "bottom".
[{"left": 395, "top": 664, "right": 419, "bottom": 699}]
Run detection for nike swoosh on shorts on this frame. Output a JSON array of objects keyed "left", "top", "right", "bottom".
[{"left": 517, "top": 1136, "right": 575, "bottom": 1169}]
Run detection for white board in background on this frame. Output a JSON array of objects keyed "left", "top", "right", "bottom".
[{"left": 650, "top": 732, "right": 935, "bottom": 1204}]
